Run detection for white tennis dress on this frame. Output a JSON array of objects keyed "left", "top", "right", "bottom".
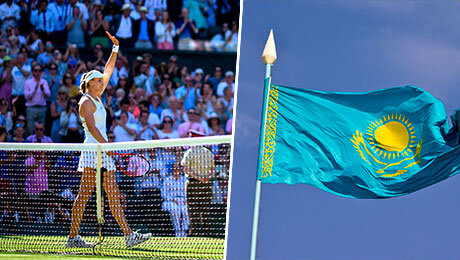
[{"left": 77, "top": 94, "right": 116, "bottom": 171}]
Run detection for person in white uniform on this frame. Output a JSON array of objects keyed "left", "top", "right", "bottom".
[
  {"left": 161, "top": 162, "right": 189, "bottom": 237},
  {"left": 66, "top": 31, "right": 151, "bottom": 248}
]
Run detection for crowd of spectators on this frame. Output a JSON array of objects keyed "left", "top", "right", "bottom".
[{"left": 0, "top": 0, "right": 237, "bottom": 143}]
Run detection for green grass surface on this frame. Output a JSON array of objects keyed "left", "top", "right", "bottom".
[{"left": 0, "top": 235, "right": 224, "bottom": 259}]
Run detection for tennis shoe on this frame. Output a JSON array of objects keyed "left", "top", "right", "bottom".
[
  {"left": 125, "top": 231, "right": 152, "bottom": 247},
  {"left": 66, "top": 235, "right": 94, "bottom": 248}
]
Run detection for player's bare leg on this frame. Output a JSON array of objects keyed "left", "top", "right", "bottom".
[
  {"left": 103, "top": 170, "right": 152, "bottom": 247},
  {"left": 67, "top": 168, "right": 96, "bottom": 247}
]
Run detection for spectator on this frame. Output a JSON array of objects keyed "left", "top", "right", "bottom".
[
  {"left": 224, "top": 20, "right": 238, "bottom": 52},
  {"left": 50, "top": 87, "right": 68, "bottom": 143},
  {"left": 89, "top": 9, "right": 110, "bottom": 48},
  {"left": 155, "top": 10, "right": 175, "bottom": 50},
  {"left": 184, "top": 0, "right": 208, "bottom": 39},
  {"left": 135, "top": 110, "right": 155, "bottom": 141},
  {"left": 25, "top": 30, "right": 42, "bottom": 57},
  {"left": 144, "top": 0, "right": 167, "bottom": 21},
  {"left": 44, "top": 62, "right": 62, "bottom": 101},
  {"left": 161, "top": 162, "right": 189, "bottom": 237},
  {"left": 112, "top": 111, "right": 137, "bottom": 142},
  {"left": 156, "top": 74, "right": 173, "bottom": 104},
  {"left": 114, "top": 97, "right": 136, "bottom": 124},
  {"left": 101, "top": 84, "right": 118, "bottom": 113},
  {"left": 199, "top": 81, "right": 216, "bottom": 114},
  {"left": 149, "top": 92, "right": 164, "bottom": 118},
  {"left": 110, "top": 57, "right": 129, "bottom": 87},
  {"left": 113, "top": 4, "right": 135, "bottom": 48},
  {"left": 0, "top": 98, "right": 12, "bottom": 132},
  {"left": 214, "top": 99, "right": 228, "bottom": 127},
  {"left": 142, "top": 53, "right": 158, "bottom": 82},
  {"left": 196, "top": 96, "right": 211, "bottom": 120},
  {"left": 138, "top": 99, "right": 160, "bottom": 127},
  {"left": 178, "top": 107, "right": 204, "bottom": 138},
  {"left": 24, "top": 149, "right": 50, "bottom": 222},
  {"left": 8, "top": 121, "right": 26, "bottom": 142},
  {"left": 175, "top": 75, "right": 197, "bottom": 111},
  {"left": 167, "top": 55, "right": 179, "bottom": 76},
  {"left": 207, "top": 66, "right": 223, "bottom": 92},
  {"left": 225, "top": 117, "right": 232, "bottom": 134},
  {"left": 0, "top": 56, "right": 13, "bottom": 107},
  {"left": 66, "top": 5, "right": 87, "bottom": 48},
  {"left": 156, "top": 116, "right": 178, "bottom": 139},
  {"left": 207, "top": 22, "right": 230, "bottom": 51},
  {"left": 63, "top": 44, "right": 80, "bottom": 72},
  {"left": 86, "top": 44, "right": 106, "bottom": 70},
  {"left": 59, "top": 97, "right": 83, "bottom": 143},
  {"left": 193, "top": 68, "right": 204, "bottom": 84},
  {"left": 133, "top": 7, "right": 155, "bottom": 49},
  {"left": 66, "top": 0, "right": 89, "bottom": 22},
  {"left": 26, "top": 122, "right": 53, "bottom": 143},
  {"left": 61, "top": 72, "right": 80, "bottom": 98},
  {"left": 207, "top": 112, "right": 224, "bottom": 136},
  {"left": 0, "top": 126, "right": 6, "bottom": 141},
  {"left": 134, "top": 62, "right": 154, "bottom": 97},
  {"left": 6, "top": 35, "right": 19, "bottom": 58},
  {"left": 30, "top": 0, "right": 55, "bottom": 40},
  {"left": 161, "top": 96, "right": 184, "bottom": 128},
  {"left": 51, "top": 50, "right": 66, "bottom": 77},
  {"left": 24, "top": 64, "right": 50, "bottom": 133},
  {"left": 176, "top": 7, "right": 198, "bottom": 50},
  {"left": 48, "top": 0, "right": 68, "bottom": 46},
  {"left": 220, "top": 85, "right": 233, "bottom": 114},
  {"left": 130, "top": 1, "right": 142, "bottom": 21},
  {"left": 216, "top": 70, "right": 234, "bottom": 97},
  {"left": 11, "top": 53, "right": 30, "bottom": 117},
  {"left": 0, "top": 0, "right": 20, "bottom": 30},
  {"left": 0, "top": 45, "right": 6, "bottom": 65},
  {"left": 37, "top": 41, "right": 54, "bottom": 67},
  {"left": 13, "top": 26, "right": 25, "bottom": 46}
]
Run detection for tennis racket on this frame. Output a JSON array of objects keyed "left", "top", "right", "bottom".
[
  {"left": 181, "top": 146, "right": 215, "bottom": 180},
  {"left": 113, "top": 152, "right": 152, "bottom": 177}
]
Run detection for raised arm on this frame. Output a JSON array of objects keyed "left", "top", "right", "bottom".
[{"left": 101, "top": 31, "right": 119, "bottom": 94}]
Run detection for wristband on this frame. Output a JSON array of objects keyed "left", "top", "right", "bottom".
[{"left": 112, "top": 45, "right": 119, "bottom": 53}]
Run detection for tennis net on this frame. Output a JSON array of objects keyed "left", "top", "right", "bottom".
[{"left": 0, "top": 135, "right": 231, "bottom": 259}]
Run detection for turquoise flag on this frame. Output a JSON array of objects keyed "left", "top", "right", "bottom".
[{"left": 258, "top": 85, "right": 460, "bottom": 198}]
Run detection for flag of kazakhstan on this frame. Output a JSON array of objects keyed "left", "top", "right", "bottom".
[{"left": 259, "top": 84, "right": 460, "bottom": 198}]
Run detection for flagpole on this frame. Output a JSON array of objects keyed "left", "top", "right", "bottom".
[{"left": 250, "top": 29, "right": 277, "bottom": 260}]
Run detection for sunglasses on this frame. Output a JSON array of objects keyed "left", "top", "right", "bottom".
[
  {"left": 58, "top": 92, "right": 67, "bottom": 95},
  {"left": 15, "top": 123, "right": 24, "bottom": 128},
  {"left": 50, "top": 67, "right": 57, "bottom": 70},
  {"left": 33, "top": 69, "right": 42, "bottom": 72},
  {"left": 35, "top": 128, "right": 43, "bottom": 131},
  {"left": 0, "top": 49, "right": 6, "bottom": 52},
  {"left": 164, "top": 120, "right": 172, "bottom": 124},
  {"left": 108, "top": 136, "right": 115, "bottom": 139},
  {"left": 65, "top": 77, "right": 72, "bottom": 79},
  {"left": 198, "top": 101, "right": 205, "bottom": 104}
]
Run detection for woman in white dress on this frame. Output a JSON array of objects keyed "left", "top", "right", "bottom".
[{"left": 66, "top": 32, "right": 151, "bottom": 248}]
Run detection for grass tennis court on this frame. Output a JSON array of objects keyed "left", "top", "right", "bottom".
[{"left": 0, "top": 236, "right": 225, "bottom": 259}]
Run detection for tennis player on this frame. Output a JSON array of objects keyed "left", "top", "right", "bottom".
[{"left": 66, "top": 32, "right": 152, "bottom": 248}]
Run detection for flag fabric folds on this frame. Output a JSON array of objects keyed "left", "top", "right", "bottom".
[{"left": 258, "top": 84, "right": 460, "bottom": 198}]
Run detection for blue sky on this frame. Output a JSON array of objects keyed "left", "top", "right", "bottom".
[{"left": 227, "top": 1, "right": 460, "bottom": 259}]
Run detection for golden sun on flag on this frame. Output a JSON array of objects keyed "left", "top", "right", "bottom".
[
  {"left": 350, "top": 113, "right": 422, "bottom": 178},
  {"left": 366, "top": 113, "right": 417, "bottom": 160}
]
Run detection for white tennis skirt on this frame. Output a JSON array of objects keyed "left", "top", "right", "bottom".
[{"left": 77, "top": 151, "right": 116, "bottom": 172}]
